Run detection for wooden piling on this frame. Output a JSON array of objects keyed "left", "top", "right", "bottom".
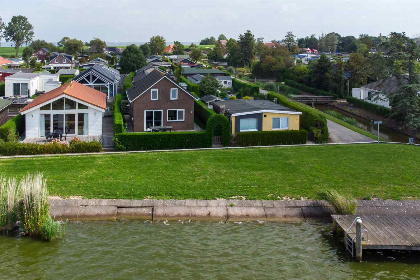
[{"left": 355, "top": 218, "right": 363, "bottom": 261}]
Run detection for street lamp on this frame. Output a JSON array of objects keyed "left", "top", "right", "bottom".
[{"left": 373, "top": 121, "right": 382, "bottom": 143}]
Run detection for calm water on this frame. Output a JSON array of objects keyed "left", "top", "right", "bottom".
[{"left": 0, "top": 221, "right": 419, "bottom": 279}]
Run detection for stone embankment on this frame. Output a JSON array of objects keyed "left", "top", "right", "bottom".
[{"left": 49, "top": 199, "right": 420, "bottom": 222}]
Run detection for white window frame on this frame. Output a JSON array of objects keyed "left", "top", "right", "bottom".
[
  {"left": 239, "top": 118, "right": 258, "bottom": 132},
  {"left": 170, "top": 88, "right": 178, "bottom": 100},
  {"left": 167, "top": 109, "right": 185, "bottom": 122},
  {"left": 272, "top": 117, "right": 289, "bottom": 130},
  {"left": 144, "top": 110, "right": 163, "bottom": 131},
  {"left": 151, "top": 89, "right": 158, "bottom": 100}
]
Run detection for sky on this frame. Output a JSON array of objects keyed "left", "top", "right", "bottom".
[{"left": 1, "top": 0, "right": 420, "bottom": 44}]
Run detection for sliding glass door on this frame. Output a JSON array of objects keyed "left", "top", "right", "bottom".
[{"left": 145, "top": 110, "right": 163, "bottom": 130}]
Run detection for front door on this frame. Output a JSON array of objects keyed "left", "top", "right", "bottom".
[{"left": 145, "top": 110, "right": 163, "bottom": 131}]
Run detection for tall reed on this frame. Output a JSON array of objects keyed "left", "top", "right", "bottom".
[{"left": 322, "top": 189, "right": 357, "bottom": 215}]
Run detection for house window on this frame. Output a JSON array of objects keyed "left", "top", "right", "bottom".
[
  {"left": 167, "top": 109, "right": 185, "bottom": 121},
  {"left": 41, "top": 104, "right": 51, "bottom": 110},
  {"left": 170, "top": 88, "right": 178, "bottom": 100},
  {"left": 78, "top": 113, "right": 88, "bottom": 135},
  {"left": 78, "top": 103, "right": 88, "bottom": 109},
  {"left": 65, "top": 98, "right": 76, "bottom": 110},
  {"left": 272, "top": 117, "right": 289, "bottom": 130},
  {"left": 52, "top": 98, "right": 65, "bottom": 110},
  {"left": 240, "top": 118, "right": 258, "bottom": 132},
  {"left": 145, "top": 110, "right": 163, "bottom": 130},
  {"left": 13, "top": 83, "right": 28, "bottom": 96},
  {"left": 151, "top": 89, "right": 158, "bottom": 100}
]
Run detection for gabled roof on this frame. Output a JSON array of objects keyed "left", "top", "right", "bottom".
[
  {"left": 133, "top": 65, "right": 155, "bottom": 83},
  {"left": 200, "top": 95, "right": 220, "bottom": 103},
  {"left": 57, "top": 69, "right": 79, "bottom": 75},
  {"left": 182, "top": 68, "right": 225, "bottom": 75},
  {"left": 0, "top": 99, "right": 12, "bottom": 112},
  {"left": 216, "top": 76, "right": 232, "bottom": 81},
  {"left": 187, "top": 74, "right": 203, "bottom": 84},
  {"left": 21, "top": 81, "right": 107, "bottom": 113},
  {"left": 7, "top": 72, "right": 41, "bottom": 79},
  {"left": 362, "top": 76, "right": 408, "bottom": 94},
  {"left": 73, "top": 64, "right": 120, "bottom": 84},
  {"left": 50, "top": 53, "right": 73, "bottom": 62},
  {"left": 164, "top": 45, "right": 175, "bottom": 53},
  {"left": 127, "top": 69, "right": 198, "bottom": 102},
  {"left": 0, "top": 56, "right": 12, "bottom": 66}
]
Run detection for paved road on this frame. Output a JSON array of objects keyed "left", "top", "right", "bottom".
[{"left": 327, "top": 120, "right": 373, "bottom": 143}]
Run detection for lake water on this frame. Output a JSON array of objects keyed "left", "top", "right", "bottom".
[{"left": 0, "top": 221, "right": 419, "bottom": 279}]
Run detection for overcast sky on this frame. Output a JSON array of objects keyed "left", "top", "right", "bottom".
[{"left": 1, "top": 0, "right": 420, "bottom": 43}]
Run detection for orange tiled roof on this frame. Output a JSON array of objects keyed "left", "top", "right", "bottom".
[
  {"left": 164, "top": 45, "right": 175, "bottom": 53},
  {"left": 0, "top": 56, "right": 11, "bottom": 66},
  {"left": 21, "top": 81, "right": 107, "bottom": 112}
]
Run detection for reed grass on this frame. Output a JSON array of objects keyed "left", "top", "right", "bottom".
[
  {"left": 325, "top": 110, "right": 360, "bottom": 127},
  {"left": 322, "top": 189, "right": 357, "bottom": 215}
]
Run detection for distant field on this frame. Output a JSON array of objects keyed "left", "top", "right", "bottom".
[
  {"left": 184, "top": 44, "right": 215, "bottom": 49},
  {"left": 0, "top": 47, "right": 24, "bottom": 57}
]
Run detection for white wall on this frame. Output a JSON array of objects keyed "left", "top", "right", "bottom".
[
  {"left": 25, "top": 110, "right": 40, "bottom": 138},
  {"left": 88, "top": 107, "right": 103, "bottom": 136},
  {"left": 6, "top": 77, "right": 39, "bottom": 97},
  {"left": 352, "top": 87, "right": 391, "bottom": 108}
]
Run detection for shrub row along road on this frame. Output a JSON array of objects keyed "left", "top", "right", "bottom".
[{"left": 0, "top": 144, "right": 418, "bottom": 200}]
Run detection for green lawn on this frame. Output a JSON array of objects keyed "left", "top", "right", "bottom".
[
  {"left": 0, "top": 47, "right": 24, "bottom": 57},
  {"left": 0, "top": 144, "right": 418, "bottom": 200}
]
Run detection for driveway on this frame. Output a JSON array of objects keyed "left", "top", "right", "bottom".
[{"left": 327, "top": 120, "right": 374, "bottom": 143}]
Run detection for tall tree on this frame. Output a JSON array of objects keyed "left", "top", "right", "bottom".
[
  {"left": 119, "top": 44, "right": 146, "bottom": 74},
  {"left": 218, "top": 34, "right": 227, "bottom": 41},
  {"left": 359, "top": 34, "right": 373, "bottom": 50},
  {"left": 139, "top": 43, "right": 151, "bottom": 57},
  {"left": 331, "top": 59, "right": 346, "bottom": 97},
  {"left": 29, "top": 39, "right": 57, "bottom": 52},
  {"left": 284, "top": 31, "right": 296, "bottom": 52},
  {"left": 149, "top": 35, "right": 166, "bottom": 55},
  {"left": 190, "top": 48, "right": 203, "bottom": 62},
  {"left": 89, "top": 38, "right": 106, "bottom": 53},
  {"left": 346, "top": 52, "right": 369, "bottom": 88},
  {"left": 4, "top": 15, "right": 34, "bottom": 56},
  {"left": 64, "top": 38, "right": 84, "bottom": 55},
  {"left": 309, "top": 54, "right": 332, "bottom": 91},
  {"left": 57, "top": 36, "right": 70, "bottom": 47},
  {"left": 22, "top": 47, "right": 34, "bottom": 68},
  {"left": 173, "top": 41, "right": 185, "bottom": 55},
  {"left": 255, "top": 37, "right": 265, "bottom": 56},
  {"left": 199, "top": 74, "right": 221, "bottom": 97},
  {"left": 226, "top": 38, "right": 241, "bottom": 67},
  {"left": 207, "top": 41, "right": 225, "bottom": 61},
  {"left": 238, "top": 30, "right": 255, "bottom": 67},
  {"left": 337, "top": 36, "right": 358, "bottom": 53},
  {"left": 0, "top": 16, "right": 5, "bottom": 48}
]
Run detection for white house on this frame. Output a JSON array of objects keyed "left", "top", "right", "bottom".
[
  {"left": 216, "top": 76, "right": 233, "bottom": 88},
  {"left": 20, "top": 81, "right": 106, "bottom": 140},
  {"left": 5, "top": 72, "right": 60, "bottom": 98}
]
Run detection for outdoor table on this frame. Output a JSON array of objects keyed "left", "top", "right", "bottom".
[{"left": 150, "top": 126, "right": 173, "bottom": 132}]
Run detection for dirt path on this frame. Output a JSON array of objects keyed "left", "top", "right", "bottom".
[{"left": 327, "top": 120, "right": 374, "bottom": 143}]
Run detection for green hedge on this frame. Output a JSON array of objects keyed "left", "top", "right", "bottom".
[
  {"left": 206, "top": 114, "right": 231, "bottom": 146},
  {"left": 59, "top": 75, "right": 74, "bottom": 84},
  {"left": 0, "top": 83, "right": 5, "bottom": 97},
  {"left": 346, "top": 97, "right": 391, "bottom": 117},
  {"left": 179, "top": 76, "right": 199, "bottom": 96},
  {"left": 0, "top": 141, "right": 102, "bottom": 156},
  {"left": 277, "top": 83, "right": 300, "bottom": 96},
  {"left": 232, "top": 79, "right": 260, "bottom": 97},
  {"left": 123, "top": 72, "right": 134, "bottom": 92},
  {"left": 236, "top": 130, "right": 308, "bottom": 146},
  {"left": 114, "top": 131, "right": 213, "bottom": 151},
  {"left": 0, "top": 114, "right": 25, "bottom": 142},
  {"left": 113, "top": 94, "right": 124, "bottom": 134},
  {"left": 285, "top": 79, "right": 336, "bottom": 97},
  {"left": 194, "top": 99, "right": 217, "bottom": 129},
  {"left": 267, "top": 92, "right": 329, "bottom": 143}
]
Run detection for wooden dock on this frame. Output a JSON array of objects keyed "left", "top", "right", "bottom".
[{"left": 332, "top": 215, "right": 420, "bottom": 260}]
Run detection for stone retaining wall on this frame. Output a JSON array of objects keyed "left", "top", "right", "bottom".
[{"left": 49, "top": 199, "right": 420, "bottom": 222}]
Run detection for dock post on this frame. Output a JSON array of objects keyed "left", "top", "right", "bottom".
[
  {"left": 332, "top": 220, "right": 337, "bottom": 235},
  {"left": 356, "top": 218, "right": 363, "bottom": 261}
]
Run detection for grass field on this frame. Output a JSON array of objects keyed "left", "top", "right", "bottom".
[
  {"left": 0, "top": 47, "right": 24, "bottom": 57},
  {"left": 183, "top": 44, "right": 215, "bottom": 49},
  {"left": 0, "top": 144, "right": 418, "bottom": 200}
]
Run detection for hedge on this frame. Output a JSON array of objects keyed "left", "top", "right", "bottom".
[
  {"left": 236, "top": 130, "right": 308, "bottom": 146},
  {"left": 179, "top": 76, "right": 199, "bottom": 96},
  {"left": 0, "top": 141, "right": 102, "bottom": 156},
  {"left": 206, "top": 114, "right": 231, "bottom": 146},
  {"left": 113, "top": 94, "right": 124, "bottom": 134},
  {"left": 0, "top": 83, "right": 5, "bottom": 97},
  {"left": 267, "top": 92, "right": 329, "bottom": 143},
  {"left": 123, "top": 72, "right": 134, "bottom": 92},
  {"left": 194, "top": 99, "right": 217, "bottom": 129},
  {"left": 59, "top": 75, "right": 74, "bottom": 84},
  {"left": 232, "top": 79, "right": 260, "bottom": 97},
  {"left": 0, "top": 114, "right": 25, "bottom": 142},
  {"left": 285, "top": 79, "right": 336, "bottom": 97},
  {"left": 114, "top": 131, "right": 213, "bottom": 151},
  {"left": 277, "top": 83, "right": 300, "bottom": 96},
  {"left": 346, "top": 96, "right": 391, "bottom": 117}
]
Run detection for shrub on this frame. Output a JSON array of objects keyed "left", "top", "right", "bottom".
[
  {"left": 322, "top": 189, "right": 357, "bottom": 215},
  {"left": 206, "top": 114, "right": 231, "bottom": 146},
  {"left": 114, "top": 131, "right": 212, "bottom": 151},
  {"left": 285, "top": 79, "right": 336, "bottom": 97},
  {"left": 0, "top": 114, "right": 24, "bottom": 142},
  {"left": 346, "top": 96, "right": 391, "bottom": 117},
  {"left": 229, "top": 96, "right": 237, "bottom": 100},
  {"left": 277, "top": 83, "right": 300, "bottom": 96},
  {"left": 227, "top": 66, "right": 234, "bottom": 75},
  {"left": 325, "top": 110, "right": 359, "bottom": 127},
  {"left": 232, "top": 78, "right": 260, "bottom": 97},
  {"left": 235, "top": 130, "right": 308, "bottom": 146},
  {"left": 267, "top": 92, "right": 329, "bottom": 143},
  {"left": 194, "top": 100, "right": 217, "bottom": 129},
  {"left": 0, "top": 141, "right": 102, "bottom": 156},
  {"left": 179, "top": 76, "right": 199, "bottom": 96},
  {"left": 0, "top": 83, "right": 5, "bottom": 97},
  {"left": 123, "top": 72, "right": 134, "bottom": 92},
  {"left": 59, "top": 75, "right": 74, "bottom": 84},
  {"left": 113, "top": 94, "right": 124, "bottom": 134}
]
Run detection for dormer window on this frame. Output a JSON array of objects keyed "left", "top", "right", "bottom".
[{"left": 151, "top": 89, "right": 158, "bottom": 100}]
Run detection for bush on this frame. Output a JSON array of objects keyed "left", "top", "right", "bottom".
[
  {"left": 346, "top": 96, "right": 391, "bottom": 117},
  {"left": 0, "top": 83, "right": 5, "bottom": 97},
  {"left": 113, "top": 94, "right": 124, "bottom": 134},
  {"left": 0, "top": 114, "right": 24, "bottom": 142},
  {"left": 123, "top": 72, "right": 134, "bottom": 92},
  {"left": 325, "top": 110, "right": 359, "bottom": 127},
  {"left": 267, "top": 92, "right": 329, "bottom": 143},
  {"left": 194, "top": 100, "right": 217, "bottom": 129},
  {"left": 232, "top": 78, "right": 260, "bottom": 97},
  {"left": 179, "top": 76, "right": 200, "bottom": 96},
  {"left": 114, "top": 131, "right": 212, "bottom": 151},
  {"left": 235, "top": 130, "right": 308, "bottom": 146},
  {"left": 277, "top": 83, "right": 300, "bottom": 96},
  {"left": 321, "top": 189, "right": 357, "bottom": 215},
  {"left": 59, "top": 75, "right": 74, "bottom": 84},
  {"left": 206, "top": 114, "right": 231, "bottom": 146},
  {"left": 285, "top": 79, "right": 336, "bottom": 97}
]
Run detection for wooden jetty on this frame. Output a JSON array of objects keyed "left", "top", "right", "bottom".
[
  {"left": 332, "top": 215, "right": 420, "bottom": 261},
  {"left": 290, "top": 95, "right": 334, "bottom": 106}
]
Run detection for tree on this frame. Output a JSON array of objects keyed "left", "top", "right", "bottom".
[
  {"left": 337, "top": 36, "right": 358, "bottom": 53},
  {"left": 226, "top": 38, "right": 241, "bottom": 67},
  {"left": 173, "top": 41, "right": 185, "bottom": 55},
  {"left": 149, "top": 35, "right": 166, "bottom": 55},
  {"left": 139, "top": 43, "right": 151, "bottom": 57},
  {"left": 0, "top": 16, "right": 5, "bottom": 48},
  {"left": 89, "top": 38, "right": 106, "bottom": 53},
  {"left": 346, "top": 52, "right": 369, "bottom": 89},
  {"left": 200, "top": 36, "right": 216, "bottom": 45},
  {"left": 29, "top": 39, "right": 57, "bottom": 52},
  {"left": 207, "top": 41, "right": 225, "bottom": 61},
  {"left": 238, "top": 30, "right": 255, "bottom": 67},
  {"left": 218, "top": 34, "right": 227, "bottom": 41},
  {"left": 29, "top": 57, "right": 37, "bottom": 69},
  {"left": 359, "top": 34, "right": 373, "bottom": 50},
  {"left": 22, "top": 47, "right": 34, "bottom": 68},
  {"left": 331, "top": 59, "right": 346, "bottom": 97},
  {"left": 284, "top": 31, "right": 296, "bottom": 52},
  {"left": 189, "top": 43, "right": 197, "bottom": 49},
  {"left": 190, "top": 48, "right": 203, "bottom": 62},
  {"left": 119, "top": 44, "right": 146, "bottom": 73},
  {"left": 309, "top": 54, "right": 332, "bottom": 91},
  {"left": 4, "top": 15, "right": 34, "bottom": 56},
  {"left": 57, "top": 36, "right": 70, "bottom": 47},
  {"left": 64, "top": 38, "right": 84, "bottom": 55},
  {"left": 255, "top": 37, "right": 265, "bottom": 56},
  {"left": 199, "top": 74, "right": 220, "bottom": 97}
]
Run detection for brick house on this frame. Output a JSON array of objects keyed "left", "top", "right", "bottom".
[{"left": 127, "top": 69, "right": 198, "bottom": 132}]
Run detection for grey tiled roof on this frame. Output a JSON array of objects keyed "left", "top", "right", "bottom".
[
  {"left": 182, "top": 68, "right": 225, "bottom": 75},
  {"left": 127, "top": 69, "right": 164, "bottom": 101},
  {"left": 213, "top": 99, "right": 295, "bottom": 115},
  {"left": 362, "top": 76, "right": 408, "bottom": 93},
  {"left": 74, "top": 64, "right": 120, "bottom": 84}
]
